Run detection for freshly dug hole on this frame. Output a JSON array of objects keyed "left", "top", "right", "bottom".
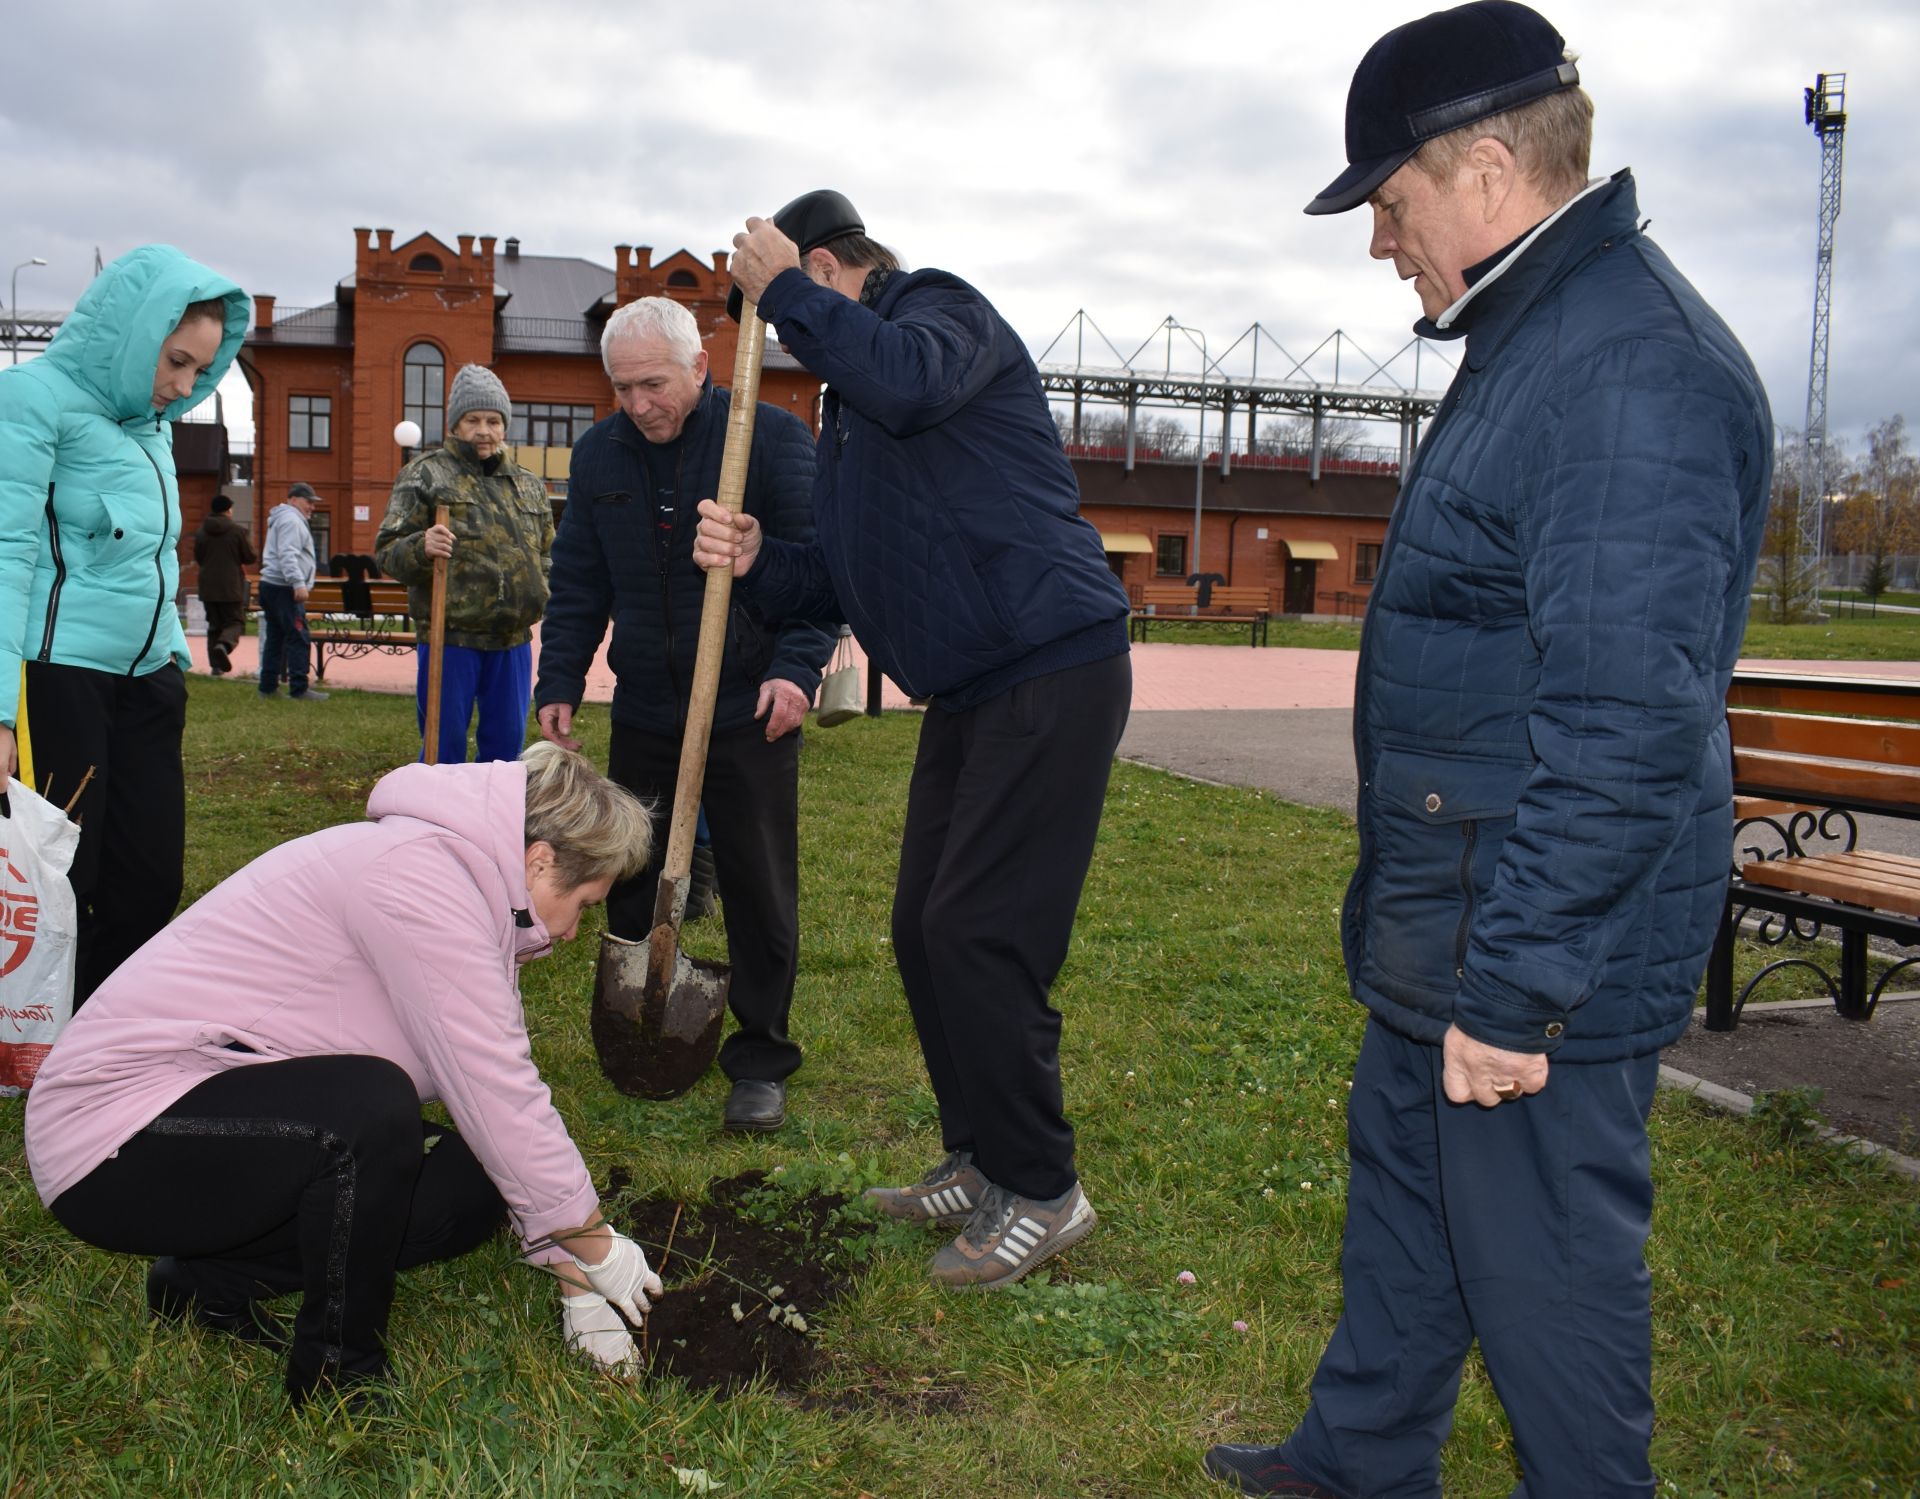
[{"left": 610, "top": 1169, "right": 859, "bottom": 1394}]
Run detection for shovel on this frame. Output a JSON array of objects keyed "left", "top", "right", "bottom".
[
  {"left": 591, "top": 305, "right": 768, "bottom": 1099},
  {"left": 423, "top": 503, "right": 451, "bottom": 766}
]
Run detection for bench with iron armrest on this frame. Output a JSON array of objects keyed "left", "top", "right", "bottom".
[
  {"left": 1128, "top": 584, "right": 1271, "bottom": 647},
  {"left": 253, "top": 578, "right": 418, "bottom": 679},
  {"left": 1705, "top": 669, "right": 1920, "bottom": 1029}
]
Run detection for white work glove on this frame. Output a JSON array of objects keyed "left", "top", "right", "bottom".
[
  {"left": 561, "top": 1291, "right": 638, "bottom": 1375},
  {"left": 575, "top": 1231, "right": 663, "bottom": 1323}
]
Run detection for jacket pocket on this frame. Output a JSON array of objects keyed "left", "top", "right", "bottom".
[
  {"left": 88, "top": 489, "right": 163, "bottom": 578},
  {"left": 508, "top": 488, "right": 552, "bottom": 624},
  {"left": 1361, "top": 747, "right": 1529, "bottom": 999}
]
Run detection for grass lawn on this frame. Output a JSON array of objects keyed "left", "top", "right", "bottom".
[
  {"left": 1738, "top": 608, "right": 1920, "bottom": 662},
  {"left": 1150, "top": 605, "right": 1920, "bottom": 660},
  {"left": 1135, "top": 617, "right": 1366, "bottom": 650},
  {"left": 3, "top": 680, "right": 1917, "bottom": 1496}
]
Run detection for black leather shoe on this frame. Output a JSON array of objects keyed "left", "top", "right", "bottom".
[
  {"left": 722, "top": 1079, "right": 787, "bottom": 1133},
  {"left": 148, "top": 1257, "right": 289, "bottom": 1350},
  {"left": 1203, "top": 1446, "right": 1347, "bottom": 1497}
]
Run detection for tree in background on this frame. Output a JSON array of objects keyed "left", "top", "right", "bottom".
[
  {"left": 1256, "top": 415, "right": 1365, "bottom": 459},
  {"left": 1052, "top": 405, "right": 1195, "bottom": 459},
  {"left": 1828, "top": 416, "right": 1918, "bottom": 601},
  {"left": 1760, "top": 426, "right": 1820, "bottom": 621}
]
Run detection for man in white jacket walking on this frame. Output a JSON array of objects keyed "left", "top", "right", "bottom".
[{"left": 257, "top": 482, "right": 326, "bottom": 701}]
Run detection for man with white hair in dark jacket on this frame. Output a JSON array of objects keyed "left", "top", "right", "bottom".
[
  {"left": 537, "top": 297, "right": 831, "bottom": 1134},
  {"left": 704, "top": 192, "right": 1133, "bottom": 1290},
  {"left": 1203, "top": 5, "right": 1772, "bottom": 1496}
]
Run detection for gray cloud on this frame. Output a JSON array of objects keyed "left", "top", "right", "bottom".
[{"left": 4, "top": 0, "right": 1914, "bottom": 448}]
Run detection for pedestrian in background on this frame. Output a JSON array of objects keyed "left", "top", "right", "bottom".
[
  {"left": 257, "top": 482, "right": 325, "bottom": 701},
  {"left": 193, "top": 494, "right": 255, "bottom": 677}
]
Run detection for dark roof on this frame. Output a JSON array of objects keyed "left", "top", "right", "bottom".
[
  {"left": 494, "top": 253, "right": 615, "bottom": 319},
  {"left": 1072, "top": 460, "right": 1398, "bottom": 519}
]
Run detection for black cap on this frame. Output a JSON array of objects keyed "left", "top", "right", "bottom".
[
  {"left": 1306, "top": 1, "right": 1578, "bottom": 216},
  {"left": 287, "top": 482, "right": 318, "bottom": 501},
  {"left": 727, "top": 189, "right": 865, "bottom": 321}
]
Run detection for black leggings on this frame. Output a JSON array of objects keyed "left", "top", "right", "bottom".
[
  {"left": 22, "top": 660, "right": 187, "bottom": 1006},
  {"left": 51, "top": 1055, "right": 507, "bottom": 1400}
]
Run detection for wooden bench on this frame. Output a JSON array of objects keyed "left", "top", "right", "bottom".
[
  {"left": 253, "top": 576, "right": 418, "bottom": 679},
  {"left": 1704, "top": 669, "right": 1920, "bottom": 1029},
  {"left": 1128, "top": 583, "right": 1271, "bottom": 646}
]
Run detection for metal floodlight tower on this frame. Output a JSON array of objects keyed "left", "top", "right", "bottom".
[{"left": 1794, "top": 71, "right": 1847, "bottom": 616}]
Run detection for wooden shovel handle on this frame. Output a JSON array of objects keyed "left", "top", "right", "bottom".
[
  {"left": 660, "top": 307, "right": 767, "bottom": 882},
  {"left": 424, "top": 503, "right": 450, "bottom": 765}
]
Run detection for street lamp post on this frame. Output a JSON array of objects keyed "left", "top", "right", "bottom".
[{"left": 9, "top": 257, "right": 47, "bottom": 365}]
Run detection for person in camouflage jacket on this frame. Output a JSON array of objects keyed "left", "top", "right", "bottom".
[{"left": 375, "top": 365, "right": 554, "bottom": 762}]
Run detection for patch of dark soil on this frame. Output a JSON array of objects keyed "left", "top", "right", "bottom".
[
  {"left": 609, "top": 1170, "right": 858, "bottom": 1395},
  {"left": 588, "top": 982, "right": 720, "bottom": 1101},
  {"left": 1664, "top": 998, "right": 1920, "bottom": 1151}
]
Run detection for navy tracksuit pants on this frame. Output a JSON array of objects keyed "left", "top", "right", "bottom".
[
  {"left": 414, "top": 641, "right": 533, "bottom": 764},
  {"left": 1282, "top": 1020, "right": 1661, "bottom": 1498}
]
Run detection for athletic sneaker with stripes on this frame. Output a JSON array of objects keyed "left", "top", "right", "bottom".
[
  {"left": 862, "top": 1149, "right": 989, "bottom": 1229},
  {"left": 928, "top": 1180, "right": 1097, "bottom": 1290}
]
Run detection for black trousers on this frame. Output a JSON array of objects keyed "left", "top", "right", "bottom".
[
  {"left": 22, "top": 661, "right": 187, "bottom": 1007},
  {"left": 202, "top": 597, "right": 248, "bottom": 665},
  {"left": 51, "top": 1055, "right": 506, "bottom": 1403},
  {"left": 892, "top": 652, "right": 1131, "bottom": 1201},
  {"left": 606, "top": 720, "right": 803, "bottom": 1082}
]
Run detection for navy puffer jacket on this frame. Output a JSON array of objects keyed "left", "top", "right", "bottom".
[
  {"left": 1346, "top": 172, "right": 1772, "bottom": 1063},
  {"left": 535, "top": 380, "right": 833, "bottom": 736},
  {"left": 742, "top": 267, "right": 1129, "bottom": 708}
]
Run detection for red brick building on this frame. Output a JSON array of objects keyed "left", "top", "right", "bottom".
[
  {"left": 1072, "top": 452, "right": 1397, "bottom": 616},
  {"left": 223, "top": 223, "right": 1396, "bottom": 618},
  {"left": 232, "top": 228, "right": 820, "bottom": 564}
]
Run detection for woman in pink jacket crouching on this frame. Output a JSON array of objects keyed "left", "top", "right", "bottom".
[{"left": 26, "top": 742, "right": 663, "bottom": 1408}]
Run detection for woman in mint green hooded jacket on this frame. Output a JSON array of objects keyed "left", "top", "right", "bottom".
[{"left": 0, "top": 245, "right": 249, "bottom": 1004}]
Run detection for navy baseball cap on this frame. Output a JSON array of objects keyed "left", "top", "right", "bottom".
[
  {"left": 727, "top": 189, "right": 865, "bottom": 321},
  {"left": 1306, "top": 0, "right": 1579, "bottom": 215}
]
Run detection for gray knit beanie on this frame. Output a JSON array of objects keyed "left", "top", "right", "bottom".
[{"left": 447, "top": 364, "right": 512, "bottom": 430}]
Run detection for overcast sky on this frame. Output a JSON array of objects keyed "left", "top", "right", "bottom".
[{"left": 5, "top": 0, "right": 1914, "bottom": 452}]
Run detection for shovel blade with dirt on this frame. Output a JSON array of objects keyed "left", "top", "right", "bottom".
[{"left": 591, "top": 304, "right": 768, "bottom": 1099}]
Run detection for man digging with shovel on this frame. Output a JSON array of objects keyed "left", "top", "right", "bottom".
[
  {"left": 536, "top": 298, "right": 830, "bottom": 1130},
  {"left": 699, "top": 192, "right": 1133, "bottom": 1289}
]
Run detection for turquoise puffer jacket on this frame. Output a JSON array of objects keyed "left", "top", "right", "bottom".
[{"left": 0, "top": 245, "right": 248, "bottom": 725}]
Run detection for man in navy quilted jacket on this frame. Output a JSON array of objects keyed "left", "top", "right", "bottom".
[
  {"left": 1204, "top": 6, "right": 1772, "bottom": 1497},
  {"left": 702, "top": 192, "right": 1133, "bottom": 1289},
  {"left": 535, "top": 296, "right": 834, "bottom": 1135}
]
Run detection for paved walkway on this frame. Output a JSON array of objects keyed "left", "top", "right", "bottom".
[{"left": 195, "top": 631, "right": 1382, "bottom": 712}]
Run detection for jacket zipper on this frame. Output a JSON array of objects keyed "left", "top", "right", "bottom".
[
  {"left": 37, "top": 484, "right": 67, "bottom": 660},
  {"left": 131, "top": 435, "right": 171, "bottom": 673},
  {"left": 1453, "top": 819, "right": 1478, "bottom": 978},
  {"left": 656, "top": 447, "right": 687, "bottom": 727},
  {"left": 1352, "top": 369, "right": 1475, "bottom": 917}
]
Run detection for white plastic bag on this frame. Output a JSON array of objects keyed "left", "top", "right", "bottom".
[{"left": 0, "top": 778, "right": 81, "bottom": 1096}]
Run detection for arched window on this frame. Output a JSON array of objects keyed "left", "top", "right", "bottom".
[
  {"left": 403, "top": 343, "right": 445, "bottom": 444},
  {"left": 408, "top": 252, "right": 444, "bottom": 273},
  {"left": 666, "top": 269, "right": 699, "bottom": 288}
]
